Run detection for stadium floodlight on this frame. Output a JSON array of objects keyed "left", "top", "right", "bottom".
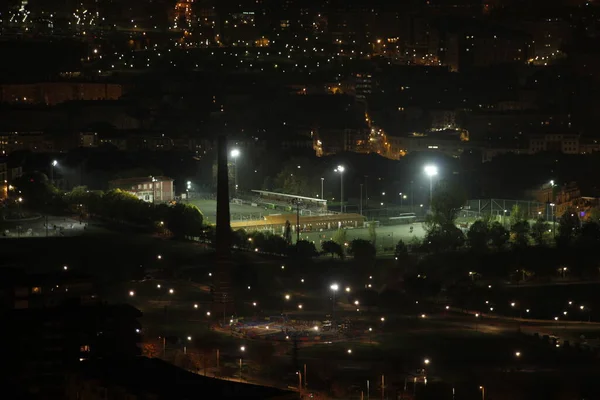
[
  {"left": 424, "top": 165, "right": 438, "bottom": 210},
  {"left": 424, "top": 165, "right": 438, "bottom": 177},
  {"left": 230, "top": 149, "right": 240, "bottom": 191},
  {"left": 334, "top": 166, "right": 345, "bottom": 212}
]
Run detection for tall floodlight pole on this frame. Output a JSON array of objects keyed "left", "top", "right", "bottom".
[
  {"left": 335, "top": 166, "right": 345, "bottom": 213},
  {"left": 550, "top": 180, "right": 556, "bottom": 237},
  {"left": 360, "top": 183, "right": 363, "bottom": 215},
  {"left": 230, "top": 149, "right": 240, "bottom": 192},
  {"left": 321, "top": 177, "right": 324, "bottom": 200},
  {"left": 51, "top": 160, "right": 58, "bottom": 186},
  {"left": 424, "top": 165, "right": 438, "bottom": 211}
]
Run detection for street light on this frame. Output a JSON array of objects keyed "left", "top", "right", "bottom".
[
  {"left": 239, "top": 346, "right": 246, "bottom": 380},
  {"left": 424, "top": 165, "right": 438, "bottom": 210},
  {"left": 231, "top": 149, "right": 240, "bottom": 191},
  {"left": 51, "top": 160, "right": 58, "bottom": 185},
  {"left": 479, "top": 386, "right": 485, "bottom": 400},
  {"left": 334, "top": 166, "right": 345, "bottom": 212},
  {"left": 330, "top": 283, "right": 339, "bottom": 327},
  {"left": 186, "top": 181, "right": 191, "bottom": 201}
]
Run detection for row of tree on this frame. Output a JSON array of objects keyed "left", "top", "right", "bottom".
[
  {"left": 423, "top": 179, "right": 600, "bottom": 253},
  {"left": 231, "top": 228, "right": 378, "bottom": 262},
  {"left": 10, "top": 172, "right": 205, "bottom": 239},
  {"left": 64, "top": 186, "right": 205, "bottom": 238}
]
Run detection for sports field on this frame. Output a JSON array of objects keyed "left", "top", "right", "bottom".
[
  {"left": 190, "top": 199, "right": 427, "bottom": 248},
  {"left": 189, "top": 199, "right": 283, "bottom": 223}
]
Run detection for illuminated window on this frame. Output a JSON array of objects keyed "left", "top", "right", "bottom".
[{"left": 80, "top": 345, "right": 90, "bottom": 352}]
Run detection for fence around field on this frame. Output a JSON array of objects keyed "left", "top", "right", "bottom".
[
  {"left": 230, "top": 197, "right": 339, "bottom": 222},
  {"left": 463, "top": 199, "right": 550, "bottom": 220}
]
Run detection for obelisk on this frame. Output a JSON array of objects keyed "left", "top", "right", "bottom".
[{"left": 212, "top": 135, "right": 233, "bottom": 320}]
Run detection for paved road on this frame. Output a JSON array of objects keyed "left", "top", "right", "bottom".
[{"left": 0, "top": 216, "right": 87, "bottom": 237}]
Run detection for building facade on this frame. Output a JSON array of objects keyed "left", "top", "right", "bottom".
[{"left": 108, "top": 176, "right": 175, "bottom": 203}]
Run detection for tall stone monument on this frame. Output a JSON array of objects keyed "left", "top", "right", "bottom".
[{"left": 212, "top": 135, "right": 233, "bottom": 319}]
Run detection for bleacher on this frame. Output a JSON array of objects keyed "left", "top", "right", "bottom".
[{"left": 250, "top": 190, "right": 328, "bottom": 213}]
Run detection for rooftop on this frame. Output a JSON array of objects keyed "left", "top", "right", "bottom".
[{"left": 109, "top": 176, "right": 173, "bottom": 187}]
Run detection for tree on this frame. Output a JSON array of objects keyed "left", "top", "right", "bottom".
[
  {"left": 348, "top": 239, "right": 376, "bottom": 263},
  {"left": 394, "top": 240, "right": 409, "bottom": 260},
  {"left": 423, "top": 225, "right": 465, "bottom": 252},
  {"left": 531, "top": 218, "right": 550, "bottom": 246},
  {"left": 167, "top": 203, "right": 204, "bottom": 238},
  {"left": 576, "top": 221, "right": 600, "bottom": 248},
  {"left": 587, "top": 207, "right": 600, "bottom": 223},
  {"left": 488, "top": 222, "right": 509, "bottom": 249},
  {"left": 292, "top": 240, "right": 317, "bottom": 258},
  {"left": 511, "top": 220, "right": 530, "bottom": 248},
  {"left": 509, "top": 205, "right": 530, "bottom": 247},
  {"left": 274, "top": 157, "right": 321, "bottom": 195},
  {"left": 429, "top": 180, "right": 467, "bottom": 227},
  {"left": 557, "top": 208, "right": 581, "bottom": 246},
  {"left": 13, "top": 172, "right": 62, "bottom": 211},
  {"left": 467, "top": 220, "right": 489, "bottom": 250},
  {"left": 322, "top": 240, "right": 344, "bottom": 259},
  {"left": 368, "top": 223, "right": 377, "bottom": 247},
  {"left": 509, "top": 205, "right": 527, "bottom": 227},
  {"left": 332, "top": 228, "right": 347, "bottom": 246},
  {"left": 283, "top": 220, "right": 292, "bottom": 244}
]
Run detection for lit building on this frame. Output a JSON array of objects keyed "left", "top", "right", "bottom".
[
  {"left": 0, "top": 131, "right": 54, "bottom": 154},
  {"left": 0, "top": 82, "right": 123, "bottom": 105},
  {"left": 354, "top": 73, "right": 372, "bottom": 102},
  {"left": 108, "top": 176, "right": 175, "bottom": 203},
  {"left": 528, "top": 133, "right": 580, "bottom": 154},
  {"left": 173, "top": 0, "right": 194, "bottom": 29}
]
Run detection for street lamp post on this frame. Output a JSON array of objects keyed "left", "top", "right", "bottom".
[
  {"left": 239, "top": 346, "right": 245, "bottom": 380},
  {"left": 186, "top": 181, "right": 191, "bottom": 202},
  {"left": 550, "top": 203, "right": 556, "bottom": 238},
  {"left": 51, "top": 160, "right": 58, "bottom": 186},
  {"left": 360, "top": 184, "right": 363, "bottom": 215},
  {"left": 231, "top": 149, "right": 240, "bottom": 192},
  {"left": 330, "top": 283, "right": 339, "bottom": 330},
  {"left": 549, "top": 180, "right": 557, "bottom": 237},
  {"left": 293, "top": 198, "right": 303, "bottom": 243},
  {"left": 335, "top": 166, "right": 345, "bottom": 213},
  {"left": 424, "top": 165, "right": 438, "bottom": 211},
  {"left": 150, "top": 176, "right": 158, "bottom": 204},
  {"left": 321, "top": 177, "right": 324, "bottom": 200}
]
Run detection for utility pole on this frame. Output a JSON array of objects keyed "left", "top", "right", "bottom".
[
  {"left": 294, "top": 198, "right": 302, "bottom": 243},
  {"left": 364, "top": 175, "right": 369, "bottom": 207},
  {"left": 360, "top": 183, "right": 363, "bottom": 215},
  {"left": 304, "top": 363, "right": 307, "bottom": 388},
  {"left": 321, "top": 177, "right": 324, "bottom": 200}
]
